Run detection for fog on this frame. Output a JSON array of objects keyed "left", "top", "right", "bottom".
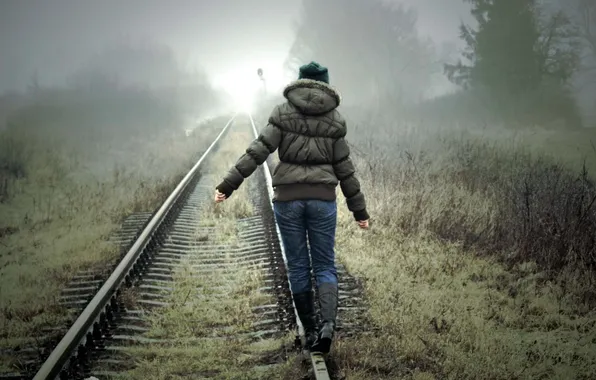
[
  {"left": 0, "top": 0, "right": 471, "bottom": 93},
  {"left": 0, "top": 0, "right": 594, "bottom": 125},
  {"left": 0, "top": 0, "right": 299, "bottom": 92}
]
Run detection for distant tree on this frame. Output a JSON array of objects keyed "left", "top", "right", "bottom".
[
  {"left": 537, "top": 11, "right": 579, "bottom": 78},
  {"left": 286, "top": 0, "right": 438, "bottom": 106},
  {"left": 445, "top": 0, "right": 581, "bottom": 97},
  {"left": 27, "top": 71, "right": 40, "bottom": 95},
  {"left": 578, "top": 0, "right": 595, "bottom": 64},
  {"left": 576, "top": 0, "right": 596, "bottom": 126}
]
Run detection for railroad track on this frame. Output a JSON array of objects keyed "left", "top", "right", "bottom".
[
  {"left": 17, "top": 114, "right": 332, "bottom": 380},
  {"left": 2, "top": 114, "right": 372, "bottom": 380}
]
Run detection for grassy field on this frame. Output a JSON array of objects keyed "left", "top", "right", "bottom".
[
  {"left": 3, "top": 100, "right": 596, "bottom": 379},
  {"left": 317, "top": 120, "right": 596, "bottom": 379},
  {"left": 0, "top": 116, "right": 223, "bottom": 373},
  {"left": 114, "top": 129, "right": 306, "bottom": 380}
]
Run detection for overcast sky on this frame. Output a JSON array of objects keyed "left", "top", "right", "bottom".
[{"left": 0, "top": 0, "right": 471, "bottom": 93}]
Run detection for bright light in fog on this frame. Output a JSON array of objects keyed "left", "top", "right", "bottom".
[
  {"left": 212, "top": 62, "right": 291, "bottom": 112},
  {"left": 215, "top": 70, "right": 260, "bottom": 111}
]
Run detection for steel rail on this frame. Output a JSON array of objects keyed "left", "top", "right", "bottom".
[
  {"left": 33, "top": 114, "right": 237, "bottom": 380},
  {"left": 247, "top": 114, "right": 331, "bottom": 380}
]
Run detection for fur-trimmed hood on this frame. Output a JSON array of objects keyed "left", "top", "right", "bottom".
[{"left": 283, "top": 79, "right": 341, "bottom": 115}]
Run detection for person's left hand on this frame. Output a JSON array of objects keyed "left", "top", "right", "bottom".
[{"left": 214, "top": 190, "right": 227, "bottom": 203}]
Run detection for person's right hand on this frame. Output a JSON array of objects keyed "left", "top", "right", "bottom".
[
  {"left": 214, "top": 190, "right": 227, "bottom": 203},
  {"left": 357, "top": 219, "right": 369, "bottom": 229}
]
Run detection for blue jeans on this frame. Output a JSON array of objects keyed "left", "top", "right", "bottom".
[{"left": 273, "top": 200, "right": 338, "bottom": 294}]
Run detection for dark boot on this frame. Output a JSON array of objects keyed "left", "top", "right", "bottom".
[
  {"left": 311, "top": 283, "right": 338, "bottom": 354},
  {"left": 292, "top": 290, "right": 318, "bottom": 349}
]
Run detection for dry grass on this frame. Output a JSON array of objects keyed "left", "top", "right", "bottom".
[
  {"left": 110, "top": 338, "right": 301, "bottom": 380},
  {"left": 332, "top": 227, "right": 596, "bottom": 379},
  {"left": 197, "top": 130, "right": 256, "bottom": 243},
  {"left": 114, "top": 125, "right": 305, "bottom": 379},
  {"left": 0, "top": 118, "right": 223, "bottom": 370},
  {"left": 114, "top": 256, "right": 297, "bottom": 379},
  {"left": 314, "top": 120, "right": 596, "bottom": 379}
]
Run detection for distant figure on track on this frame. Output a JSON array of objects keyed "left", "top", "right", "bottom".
[{"left": 214, "top": 61, "right": 369, "bottom": 354}]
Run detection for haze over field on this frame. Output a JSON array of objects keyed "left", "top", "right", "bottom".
[
  {"left": 1, "top": 0, "right": 471, "bottom": 97},
  {"left": 1, "top": 0, "right": 594, "bottom": 124}
]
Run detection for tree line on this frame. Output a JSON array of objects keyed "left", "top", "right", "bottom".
[{"left": 287, "top": 0, "right": 596, "bottom": 127}]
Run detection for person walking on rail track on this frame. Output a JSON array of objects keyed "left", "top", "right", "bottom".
[{"left": 214, "top": 61, "right": 369, "bottom": 354}]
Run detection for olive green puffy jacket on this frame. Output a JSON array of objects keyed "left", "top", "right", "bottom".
[{"left": 216, "top": 79, "right": 369, "bottom": 221}]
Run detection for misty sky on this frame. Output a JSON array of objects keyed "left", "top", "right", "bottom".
[{"left": 0, "top": 0, "right": 471, "bottom": 93}]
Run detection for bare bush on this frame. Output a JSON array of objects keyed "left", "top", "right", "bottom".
[
  {"left": 0, "top": 130, "right": 34, "bottom": 202},
  {"left": 450, "top": 141, "right": 596, "bottom": 271},
  {"left": 346, "top": 119, "right": 596, "bottom": 277},
  {"left": 0, "top": 131, "right": 30, "bottom": 178}
]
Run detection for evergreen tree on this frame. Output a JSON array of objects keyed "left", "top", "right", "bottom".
[{"left": 445, "top": 0, "right": 580, "bottom": 98}]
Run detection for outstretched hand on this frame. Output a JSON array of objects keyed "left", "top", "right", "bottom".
[
  {"left": 357, "top": 219, "right": 369, "bottom": 229},
  {"left": 214, "top": 190, "right": 227, "bottom": 203}
]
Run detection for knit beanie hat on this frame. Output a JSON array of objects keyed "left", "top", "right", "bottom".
[{"left": 298, "top": 61, "right": 329, "bottom": 84}]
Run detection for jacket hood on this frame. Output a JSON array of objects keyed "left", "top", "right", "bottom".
[{"left": 283, "top": 79, "right": 341, "bottom": 115}]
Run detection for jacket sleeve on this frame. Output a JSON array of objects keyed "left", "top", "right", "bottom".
[
  {"left": 216, "top": 122, "right": 282, "bottom": 198},
  {"left": 332, "top": 137, "right": 370, "bottom": 221}
]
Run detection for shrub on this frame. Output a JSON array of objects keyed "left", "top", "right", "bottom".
[{"left": 347, "top": 120, "right": 596, "bottom": 276}]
